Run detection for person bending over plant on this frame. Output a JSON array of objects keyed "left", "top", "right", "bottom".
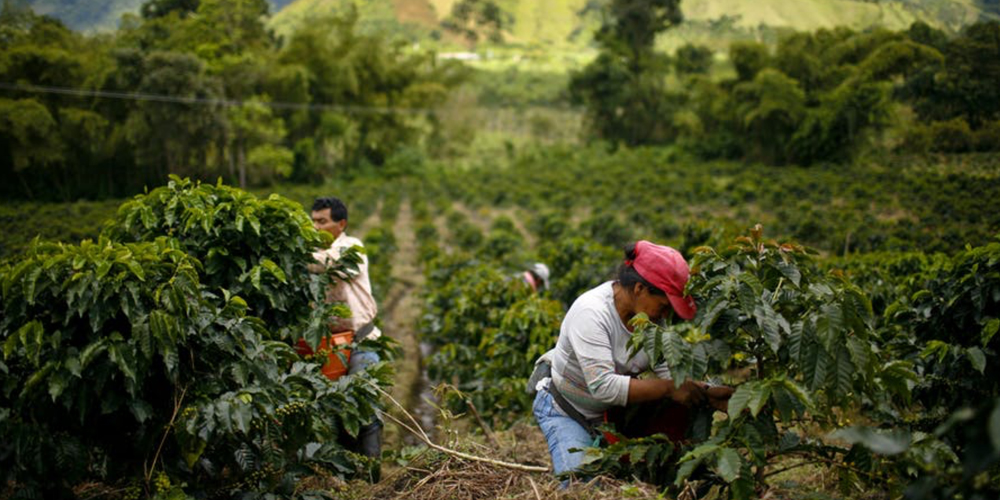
[{"left": 530, "top": 241, "right": 733, "bottom": 483}]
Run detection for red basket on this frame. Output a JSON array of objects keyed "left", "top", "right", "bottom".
[{"left": 296, "top": 330, "right": 354, "bottom": 380}]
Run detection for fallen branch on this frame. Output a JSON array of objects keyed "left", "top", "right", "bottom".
[{"left": 373, "top": 383, "right": 549, "bottom": 473}]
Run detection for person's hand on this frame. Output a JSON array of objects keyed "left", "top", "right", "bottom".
[
  {"left": 703, "top": 384, "right": 735, "bottom": 412},
  {"left": 670, "top": 380, "right": 707, "bottom": 407}
]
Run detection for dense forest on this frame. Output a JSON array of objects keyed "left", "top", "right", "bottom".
[{"left": 0, "top": 0, "right": 466, "bottom": 200}]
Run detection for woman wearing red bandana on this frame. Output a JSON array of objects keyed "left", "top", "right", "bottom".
[{"left": 530, "top": 241, "right": 733, "bottom": 483}]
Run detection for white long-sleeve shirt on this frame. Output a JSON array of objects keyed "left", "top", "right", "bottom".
[
  {"left": 548, "top": 281, "right": 671, "bottom": 419},
  {"left": 311, "top": 233, "right": 382, "bottom": 340}
]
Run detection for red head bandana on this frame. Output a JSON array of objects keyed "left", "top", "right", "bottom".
[{"left": 629, "top": 240, "right": 697, "bottom": 320}]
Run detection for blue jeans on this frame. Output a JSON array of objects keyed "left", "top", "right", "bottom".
[
  {"left": 348, "top": 349, "right": 380, "bottom": 374},
  {"left": 533, "top": 387, "right": 597, "bottom": 479},
  {"left": 347, "top": 348, "right": 382, "bottom": 472}
]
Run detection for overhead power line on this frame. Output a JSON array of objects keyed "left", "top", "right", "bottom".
[{"left": 0, "top": 82, "right": 434, "bottom": 114}]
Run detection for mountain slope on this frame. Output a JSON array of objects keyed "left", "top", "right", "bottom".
[
  {"left": 267, "top": 0, "right": 994, "bottom": 45},
  {"left": 18, "top": 0, "right": 999, "bottom": 40},
  {"left": 682, "top": 0, "right": 985, "bottom": 31}
]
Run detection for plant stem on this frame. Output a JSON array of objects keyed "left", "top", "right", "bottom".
[
  {"left": 763, "top": 459, "right": 823, "bottom": 478},
  {"left": 781, "top": 450, "right": 877, "bottom": 481},
  {"left": 145, "top": 384, "right": 188, "bottom": 483},
  {"left": 464, "top": 396, "right": 500, "bottom": 448}
]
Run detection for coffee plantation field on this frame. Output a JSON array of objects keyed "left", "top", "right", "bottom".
[{"left": 2, "top": 145, "right": 999, "bottom": 499}]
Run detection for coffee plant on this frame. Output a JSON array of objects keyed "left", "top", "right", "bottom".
[
  {"left": 422, "top": 260, "right": 562, "bottom": 426},
  {"left": 437, "top": 144, "right": 1000, "bottom": 255},
  {"left": 855, "top": 235, "right": 1000, "bottom": 499},
  {"left": 537, "top": 237, "right": 618, "bottom": 309},
  {"left": 580, "top": 226, "right": 915, "bottom": 497},
  {"left": 884, "top": 237, "right": 1000, "bottom": 412},
  {"left": 1, "top": 179, "right": 394, "bottom": 498},
  {"left": 103, "top": 176, "right": 331, "bottom": 344}
]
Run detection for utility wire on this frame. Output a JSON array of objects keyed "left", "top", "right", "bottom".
[{"left": 0, "top": 82, "right": 434, "bottom": 114}]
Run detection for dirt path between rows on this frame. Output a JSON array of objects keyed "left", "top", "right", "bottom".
[{"left": 379, "top": 198, "right": 434, "bottom": 448}]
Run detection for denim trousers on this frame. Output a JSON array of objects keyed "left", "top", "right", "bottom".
[
  {"left": 533, "top": 387, "right": 597, "bottom": 478},
  {"left": 347, "top": 349, "right": 383, "bottom": 462}
]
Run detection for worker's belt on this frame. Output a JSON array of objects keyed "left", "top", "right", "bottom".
[
  {"left": 546, "top": 382, "right": 603, "bottom": 437},
  {"left": 355, "top": 321, "right": 376, "bottom": 341}
]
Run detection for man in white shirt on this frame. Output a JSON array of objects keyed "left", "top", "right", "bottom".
[{"left": 310, "top": 196, "right": 383, "bottom": 478}]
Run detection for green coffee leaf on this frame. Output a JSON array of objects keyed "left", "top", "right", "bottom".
[
  {"left": 22, "top": 361, "right": 56, "bottom": 396},
  {"left": 779, "top": 430, "right": 801, "bottom": 451},
  {"left": 989, "top": 400, "right": 1000, "bottom": 452},
  {"left": 835, "top": 346, "right": 854, "bottom": 395},
  {"left": 920, "top": 340, "right": 951, "bottom": 363},
  {"left": 261, "top": 258, "right": 287, "bottom": 284},
  {"left": 776, "top": 378, "right": 814, "bottom": 411},
  {"left": 754, "top": 303, "right": 781, "bottom": 354},
  {"left": 47, "top": 370, "right": 68, "bottom": 401},
  {"left": 24, "top": 266, "right": 42, "bottom": 305},
  {"left": 966, "top": 347, "right": 986, "bottom": 374},
  {"left": 775, "top": 260, "right": 801, "bottom": 287},
  {"left": 232, "top": 402, "right": 252, "bottom": 434},
  {"left": 728, "top": 382, "right": 755, "bottom": 419},
  {"left": 674, "top": 456, "right": 703, "bottom": 486},
  {"left": 716, "top": 447, "right": 742, "bottom": 483},
  {"left": 983, "top": 318, "right": 999, "bottom": 346},
  {"left": 129, "top": 400, "right": 153, "bottom": 423},
  {"left": 831, "top": 426, "right": 910, "bottom": 455},
  {"left": 748, "top": 382, "right": 772, "bottom": 417}
]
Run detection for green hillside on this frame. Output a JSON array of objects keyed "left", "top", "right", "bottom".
[
  {"left": 268, "top": 0, "right": 994, "bottom": 41},
  {"left": 16, "top": 0, "right": 1000, "bottom": 49},
  {"left": 683, "top": 0, "right": 983, "bottom": 31}
]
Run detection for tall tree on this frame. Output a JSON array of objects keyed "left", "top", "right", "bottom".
[
  {"left": 674, "top": 43, "right": 713, "bottom": 75},
  {"left": 278, "top": 9, "right": 457, "bottom": 174},
  {"left": 0, "top": 4, "right": 119, "bottom": 200},
  {"left": 934, "top": 21, "right": 1000, "bottom": 127},
  {"left": 733, "top": 69, "right": 806, "bottom": 165},
  {"left": 141, "top": 0, "right": 200, "bottom": 19},
  {"left": 599, "top": 0, "right": 682, "bottom": 67},
  {"left": 789, "top": 80, "right": 893, "bottom": 164},
  {"left": 0, "top": 98, "right": 63, "bottom": 198},
  {"left": 227, "top": 97, "right": 292, "bottom": 188},
  {"left": 730, "top": 41, "right": 770, "bottom": 82},
  {"left": 570, "top": 0, "right": 683, "bottom": 146},
  {"left": 126, "top": 51, "right": 224, "bottom": 181},
  {"left": 442, "top": 0, "right": 511, "bottom": 45}
]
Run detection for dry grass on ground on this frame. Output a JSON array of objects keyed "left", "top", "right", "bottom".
[{"left": 341, "top": 421, "right": 666, "bottom": 499}]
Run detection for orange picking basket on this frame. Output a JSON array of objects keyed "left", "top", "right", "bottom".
[{"left": 296, "top": 330, "right": 354, "bottom": 380}]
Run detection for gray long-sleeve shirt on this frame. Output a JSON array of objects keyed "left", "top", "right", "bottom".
[{"left": 547, "top": 281, "right": 672, "bottom": 420}]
